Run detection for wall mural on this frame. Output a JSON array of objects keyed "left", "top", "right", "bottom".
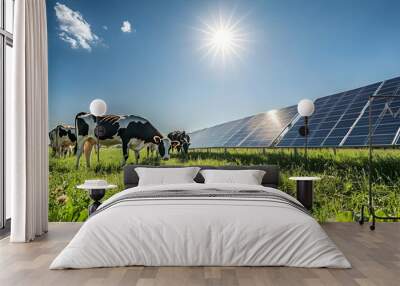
[{"left": 47, "top": 1, "right": 400, "bottom": 222}]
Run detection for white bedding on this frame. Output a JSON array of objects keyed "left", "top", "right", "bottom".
[{"left": 50, "top": 183, "right": 351, "bottom": 269}]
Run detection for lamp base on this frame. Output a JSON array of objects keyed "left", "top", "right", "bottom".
[
  {"left": 359, "top": 204, "right": 400, "bottom": 231},
  {"left": 88, "top": 189, "right": 106, "bottom": 215}
]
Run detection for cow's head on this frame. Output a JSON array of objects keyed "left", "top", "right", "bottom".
[
  {"left": 171, "top": 140, "right": 180, "bottom": 148},
  {"left": 153, "top": 136, "right": 172, "bottom": 160},
  {"left": 181, "top": 135, "right": 190, "bottom": 154}
]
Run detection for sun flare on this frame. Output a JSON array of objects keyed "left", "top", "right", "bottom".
[
  {"left": 197, "top": 11, "right": 247, "bottom": 65},
  {"left": 211, "top": 27, "right": 234, "bottom": 52}
]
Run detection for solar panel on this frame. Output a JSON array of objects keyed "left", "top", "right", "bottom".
[
  {"left": 323, "top": 83, "right": 381, "bottom": 146},
  {"left": 239, "top": 105, "right": 298, "bottom": 147},
  {"left": 223, "top": 114, "right": 266, "bottom": 147},
  {"left": 190, "top": 106, "right": 298, "bottom": 148},
  {"left": 277, "top": 82, "right": 384, "bottom": 147},
  {"left": 189, "top": 117, "right": 247, "bottom": 148},
  {"left": 215, "top": 119, "right": 249, "bottom": 147},
  {"left": 190, "top": 76, "right": 400, "bottom": 149},
  {"left": 277, "top": 92, "right": 346, "bottom": 147},
  {"left": 189, "top": 128, "right": 210, "bottom": 149},
  {"left": 343, "top": 77, "right": 400, "bottom": 146}
]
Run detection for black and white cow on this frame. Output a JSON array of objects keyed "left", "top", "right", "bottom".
[
  {"left": 167, "top": 131, "right": 191, "bottom": 154},
  {"left": 49, "top": 125, "right": 77, "bottom": 157},
  {"left": 74, "top": 112, "right": 176, "bottom": 168}
]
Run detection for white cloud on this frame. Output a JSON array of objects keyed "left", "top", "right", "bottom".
[
  {"left": 59, "top": 32, "right": 78, "bottom": 49},
  {"left": 121, "top": 21, "right": 132, "bottom": 33},
  {"left": 54, "top": 2, "right": 99, "bottom": 51}
]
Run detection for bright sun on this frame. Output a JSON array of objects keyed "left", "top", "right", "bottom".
[
  {"left": 211, "top": 28, "right": 234, "bottom": 52},
  {"left": 197, "top": 12, "right": 247, "bottom": 65}
]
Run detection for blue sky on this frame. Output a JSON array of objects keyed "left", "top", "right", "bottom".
[{"left": 47, "top": 0, "right": 400, "bottom": 133}]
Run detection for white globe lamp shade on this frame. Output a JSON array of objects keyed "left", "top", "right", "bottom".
[
  {"left": 90, "top": 99, "right": 107, "bottom": 116},
  {"left": 297, "top": 99, "right": 315, "bottom": 117}
]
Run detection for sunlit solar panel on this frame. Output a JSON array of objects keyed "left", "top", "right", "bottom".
[
  {"left": 239, "top": 106, "right": 298, "bottom": 147},
  {"left": 189, "top": 76, "right": 400, "bottom": 149},
  {"left": 190, "top": 106, "right": 298, "bottom": 148}
]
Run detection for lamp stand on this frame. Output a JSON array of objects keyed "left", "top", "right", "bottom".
[
  {"left": 305, "top": 116, "right": 308, "bottom": 171},
  {"left": 95, "top": 116, "right": 100, "bottom": 164},
  {"left": 97, "top": 134, "right": 100, "bottom": 163},
  {"left": 359, "top": 95, "right": 400, "bottom": 230}
]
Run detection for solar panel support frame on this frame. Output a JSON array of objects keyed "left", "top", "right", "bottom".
[
  {"left": 392, "top": 125, "right": 400, "bottom": 145},
  {"left": 339, "top": 81, "right": 385, "bottom": 146}
]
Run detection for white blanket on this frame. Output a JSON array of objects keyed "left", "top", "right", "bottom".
[{"left": 50, "top": 183, "right": 351, "bottom": 269}]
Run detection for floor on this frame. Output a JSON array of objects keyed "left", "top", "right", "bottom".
[{"left": 0, "top": 223, "right": 399, "bottom": 286}]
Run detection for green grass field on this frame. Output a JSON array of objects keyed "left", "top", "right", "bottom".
[{"left": 49, "top": 147, "right": 400, "bottom": 223}]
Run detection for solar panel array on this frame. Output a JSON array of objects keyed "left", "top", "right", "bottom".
[
  {"left": 190, "top": 105, "right": 298, "bottom": 148},
  {"left": 343, "top": 77, "right": 400, "bottom": 146},
  {"left": 277, "top": 83, "right": 381, "bottom": 147},
  {"left": 189, "top": 76, "right": 400, "bottom": 148}
]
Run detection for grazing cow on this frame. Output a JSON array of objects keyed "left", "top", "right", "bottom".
[
  {"left": 167, "top": 131, "right": 191, "bottom": 154},
  {"left": 74, "top": 113, "right": 177, "bottom": 168},
  {"left": 49, "top": 125, "right": 77, "bottom": 157}
]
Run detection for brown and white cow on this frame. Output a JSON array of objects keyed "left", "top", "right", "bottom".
[{"left": 74, "top": 112, "right": 177, "bottom": 168}]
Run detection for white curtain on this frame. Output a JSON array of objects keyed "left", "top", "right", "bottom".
[{"left": 7, "top": 0, "right": 48, "bottom": 242}]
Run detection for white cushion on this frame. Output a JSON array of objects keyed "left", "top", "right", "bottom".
[
  {"left": 136, "top": 167, "right": 200, "bottom": 186},
  {"left": 200, "top": 169, "right": 266, "bottom": 185}
]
